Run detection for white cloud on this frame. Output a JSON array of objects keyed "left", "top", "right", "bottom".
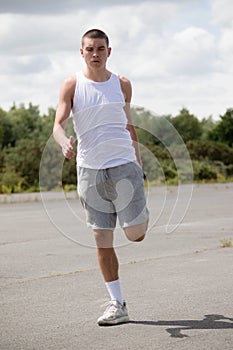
[
  {"left": 211, "top": 0, "right": 233, "bottom": 26},
  {"left": 0, "top": 0, "right": 147, "bottom": 14},
  {"left": 163, "top": 26, "right": 217, "bottom": 76},
  {"left": 0, "top": 12, "right": 88, "bottom": 55},
  {"left": 0, "top": 0, "right": 232, "bottom": 120},
  {"left": 219, "top": 26, "right": 233, "bottom": 53},
  {"left": 0, "top": 55, "right": 51, "bottom": 74}
]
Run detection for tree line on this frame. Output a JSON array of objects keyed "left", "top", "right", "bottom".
[{"left": 0, "top": 103, "right": 233, "bottom": 193}]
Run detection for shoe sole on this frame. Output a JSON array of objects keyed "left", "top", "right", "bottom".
[{"left": 97, "top": 315, "right": 130, "bottom": 326}]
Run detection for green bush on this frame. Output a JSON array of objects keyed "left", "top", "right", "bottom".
[
  {"left": 0, "top": 165, "right": 25, "bottom": 193},
  {"left": 193, "top": 161, "right": 217, "bottom": 181},
  {"left": 1, "top": 104, "right": 233, "bottom": 192},
  {"left": 187, "top": 140, "right": 233, "bottom": 165}
]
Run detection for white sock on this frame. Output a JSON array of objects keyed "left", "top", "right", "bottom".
[{"left": 105, "top": 279, "right": 123, "bottom": 305}]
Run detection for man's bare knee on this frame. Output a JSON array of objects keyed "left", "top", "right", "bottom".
[
  {"left": 134, "top": 234, "right": 145, "bottom": 242},
  {"left": 126, "top": 232, "right": 146, "bottom": 242},
  {"left": 124, "top": 221, "right": 148, "bottom": 242}
]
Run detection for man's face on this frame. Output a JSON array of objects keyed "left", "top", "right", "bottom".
[{"left": 80, "top": 37, "right": 111, "bottom": 69}]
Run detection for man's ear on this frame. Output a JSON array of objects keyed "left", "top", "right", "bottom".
[
  {"left": 80, "top": 48, "right": 84, "bottom": 57},
  {"left": 107, "top": 47, "right": 111, "bottom": 57}
]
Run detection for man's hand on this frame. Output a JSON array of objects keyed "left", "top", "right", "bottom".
[{"left": 62, "top": 136, "right": 76, "bottom": 159}]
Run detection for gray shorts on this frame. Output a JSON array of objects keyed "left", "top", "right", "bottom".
[{"left": 77, "top": 162, "right": 149, "bottom": 230}]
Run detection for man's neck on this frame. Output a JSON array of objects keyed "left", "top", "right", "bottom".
[{"left": 83, "top": 68, "right": 111, "bottom": 82}]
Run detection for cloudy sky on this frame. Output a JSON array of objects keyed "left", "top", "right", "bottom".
[{"left": 0, "top": 0, "right": 233, "bottom": 120}]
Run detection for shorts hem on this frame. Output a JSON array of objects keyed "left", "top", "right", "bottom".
[
  {"left": 121, "top": 213, "right": 149, "bottom": 229},
  {"left": 86, "top": 223, "right": 115, "bottom": 230}
]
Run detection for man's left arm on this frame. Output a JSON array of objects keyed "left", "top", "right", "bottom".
[{"left": 120, "top": 76, "right": 142, "bottom": 167}]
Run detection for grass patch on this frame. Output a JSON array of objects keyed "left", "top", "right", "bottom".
[{"left": 220, "top": 238, "right": 233, "bottom": 248}]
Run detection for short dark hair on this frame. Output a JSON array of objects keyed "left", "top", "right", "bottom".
[{"left": 82, "top": 29, "right": 109, "bottom": 47}]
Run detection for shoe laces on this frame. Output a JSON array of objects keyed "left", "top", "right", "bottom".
[{"left": 101, "top": 299, "right": 121, "bottom": 314}]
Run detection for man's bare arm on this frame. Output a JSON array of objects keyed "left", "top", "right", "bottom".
[
  {"left": 53, "top": 76, "right": 76, "bottom": 159},
  {"left": 120, "top": 76, "right": 142, "bottom": 167}
]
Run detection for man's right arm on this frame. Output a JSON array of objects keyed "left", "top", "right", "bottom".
[{"left": 53, "top": 76, "right": 76, "bottom": 159}]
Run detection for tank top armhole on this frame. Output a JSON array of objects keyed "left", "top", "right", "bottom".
[
  {"left": 72, "top": 72, "right": 80, "bottom": 115},
  {"left": 116, "top": 74, "right": 126, "bottom": 103}
]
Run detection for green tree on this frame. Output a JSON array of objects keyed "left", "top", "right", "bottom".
[
  {"left": 132, "top": 107, "right": 159, "bottom": 145},
  {"left": 0, "top": 108, "right": 14, "bottom": 148},
  {"left": 3, "top": 138, "right": 45, "bottom": 189},
  {"left": 209, "top": 108, "right": 233, "bottom": 147},
  {"left": 39, "top": 107, "right": 56, "bottom": 141},
  {"left": 187, "top": 140, "right": 233, "bottom": 165},
  {"left": 7, "top": 103, "right": 41, "bottom": 146},
  {"left": 200, "top": 116, "right": 216, "bottom": 140},
  {"left": 132, "top": 107, "right": 177, "bottom": 147},
  {"left": 0, "top": 109, "right": 4, "bottom": 147},
  {"left": 170, "top": 108, "right": 203, "bottom": 143}
]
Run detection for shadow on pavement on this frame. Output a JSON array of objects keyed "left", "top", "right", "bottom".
[{"left": 130, "top": 314, "right": 233, "bottom": 338}]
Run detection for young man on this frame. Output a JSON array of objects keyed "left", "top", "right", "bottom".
[{"left": 53, "top": 29, "right": 149, "bottom": 325}]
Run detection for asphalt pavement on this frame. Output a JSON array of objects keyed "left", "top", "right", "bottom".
[{"left": 0, "top": 183, "right": 233, "bottom": 349}]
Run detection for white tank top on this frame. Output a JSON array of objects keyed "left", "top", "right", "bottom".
[{"left": 71, "top": 71, "right": 136, "bottom": 169}]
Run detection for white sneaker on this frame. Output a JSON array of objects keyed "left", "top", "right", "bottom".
[{"left": 97, "top": 299, "right": 130, "bottom": 325}]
